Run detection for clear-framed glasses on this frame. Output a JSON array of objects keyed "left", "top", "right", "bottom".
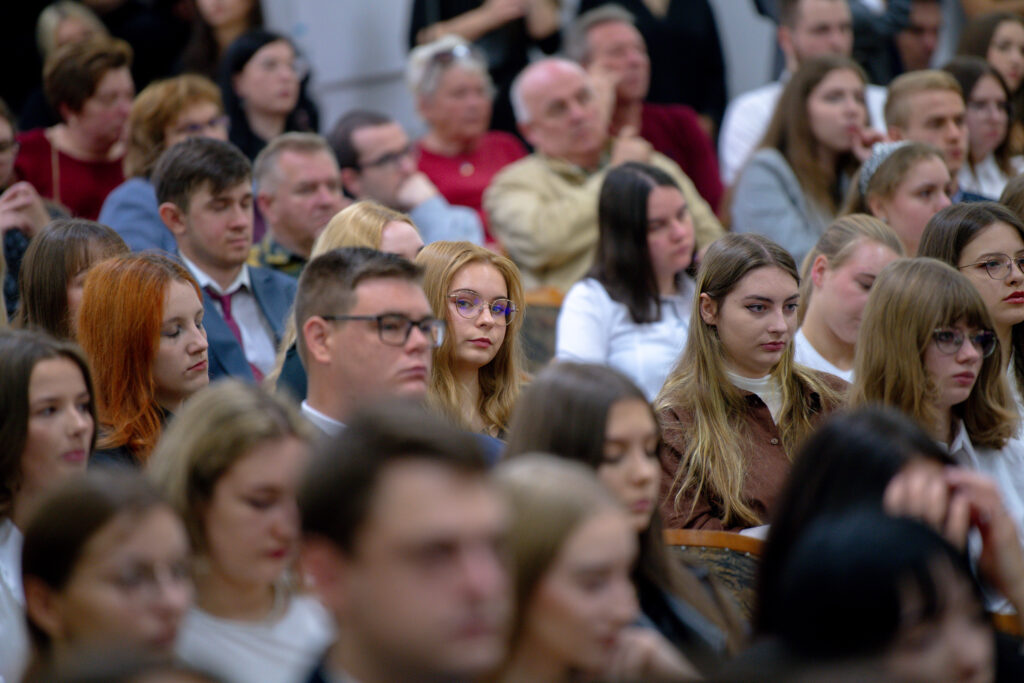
[
  {"left": 958, "top": 254, "right": 1024, "bottom": 280},
  {"left": 932, "top": 328, "right": 997, "bottom": 358},
  {"left": 358, "top": 144, "right": 416, "bottom": 170},
  {"left": 447, "top": 291, "right": 516, "bottom": 325},
  {"left": 172, "top": 114, "right": 230, "bottom": 137},
  {"left": 322, "top": 313, "right": 446, "bottom": 347}
]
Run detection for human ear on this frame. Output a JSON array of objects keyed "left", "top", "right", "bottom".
[
  {"left": 158, "top": 202, "right": 187, "bottom": 236},
  {"left": 23, "top": 576, "right": 65, "bottom": 642},
  {"left": 302, "top": 317, "right": 334, "bottom": 365},
  {"left": 810, "top": 254, "right": 829, "bottom": 288},
  {"left": 699, "top": 293, "right": 718, "bottom": 326},
  {"left": 340, "top": 168, "right": 362, "bottom": 198},
  {"left": 300, "top": 538, "right": 350, "bottom": 616},
  {"left": 866, "top": 194, "right": 887, "bottom": 222}
]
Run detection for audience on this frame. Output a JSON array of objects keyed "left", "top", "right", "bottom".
[
  {"left": 20, "top": 471, "right": 191, "bottom": 678},
  {"left": 154, "top": 137, "right": 295, "bottom": 382},
  {"left": 842, "top": 140, "right": 953, "bottom": 254},
  {"left": 99, "top": 74, "right": 228, "bottom": 253},
  {"left": 15, "top": 37, "right": 134, "bottom": 221},
  {"left": 14, "top": 219, "right": 128, "bottom": 340},
  {"left": 218, "top": 30, "right": 318, "bottom": 161},
  {"left": 248, "top": 133, "right": 347, "bottom": 278},
  {"left": 556, "top": 162, "right": 696, "bottom": 401},
  {"left": 945, "top": 57, "right": 1020, "bottom": 200},
  {"left": 407, "top": 36, "right": 526, "bottom": 246},
  {"left": 795, "top": 214, "right": 903, "bottom": 381},
  {"left": 294, "top": 248, "right": 441, "bottom": 434},
  {"left": 416, "top": 240, "right": 525, "bottom": 437},
  {"left": 894, "top": 0, "right": 942, "bottom": 75},
  {"left": 484, "top": 57, "right": 722, "bottom": 293},
  {"left": 329, "top": 109, "right": 484, "bottom": 246},
  {"left": 181, "top": 0, "right": 263, "bottom": 80},
  {"left": 148, "top": 380, "right": 331, "bottom": 683},
  {"left": 505, "top": 362, "right": 745, "bottom": 673},
  {"left": 78, "top": 252, "right": 209, "bottom": 466},
  {"left": 731, "top": 55, "right": 872, "bottom": 268},
  {"left": 656, "top": 233, "right": 846, "bottom": 531},
  {"left": 493, "top": 453, "right": 698, "bottom": 681},
  {"left": 567, "top": 5, "right": 724, "bottom": 212},
  {"left": 851, "top": 0, "right": 940, "bottom": 85},
  {"left": 0, "top": 329, "right": 96, "bottom": 683},
  {"left": 299, "top": 400, "right": 509, "bottom": 683},
  {"left": 957, "top": 12, "right": 1024, "bottom": 156},
  {"left": 719, "top": 0, "right": 886, "bottom": 186}
]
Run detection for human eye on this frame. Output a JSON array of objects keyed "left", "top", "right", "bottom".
[
  {"left": 378, "top": 315, "right": 407, "bottom": 333},
  {"left": 746, "top": 303, "right": 765, "bottom": 313},
  {"left": 162, "top": 324, "right": 183, "bottom": 339},
  {"left": 491, "top": 299, "right": 512, "bottom": 316},
  {"left": 34, "top": 403, "right": 58, "bottom": 417},
  {"left": 934, "top": 329, "right": 958, "bottom": 345},
  {"left": 784, "top": 302, "right": 799, "bottom": 313}
]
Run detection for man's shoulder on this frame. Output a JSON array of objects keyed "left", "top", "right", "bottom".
[
  {"left": 725, "top": 82, "right": 783, "bottom": 119},
  {"left": 249, "top": 263, "right": 299, "bottom": 293}
]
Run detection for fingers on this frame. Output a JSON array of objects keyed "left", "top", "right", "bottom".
[{"left": 883, "top": 464, "right": 951, "bottom": 532}]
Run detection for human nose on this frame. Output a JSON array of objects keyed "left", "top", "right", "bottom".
[
  {"left": 66, "top": 404, "right": 92, "bottom": 438},
  {"left": 461, "top": 543, "right": 507, "bottom": 601},
  {"left": 405, "top": 321, "right": 432, "bottom": 353},
  {"left": 628, "top": 451, "right": 657, "bottom": 486},
  {"left": 934, "top": 191, "right": 953, "bottom": 212},
  {"left": 153, "top": 569, "right": 192, "bottom": 617},
  {"left": 610, "top": 577, "right": 639, "bottom": 626},
  {"left": 957, "top": 334, "right": 982, "bottom": 363},
  {"left": 189, "top": 323, "right": 209, "bottom": 354}
]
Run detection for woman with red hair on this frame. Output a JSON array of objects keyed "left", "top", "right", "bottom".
[{"left": 78, "top": 252, "right": 209, "bottom": 466}]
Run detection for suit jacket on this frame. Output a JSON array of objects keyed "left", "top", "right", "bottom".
[{"left": 202, "top": 265, "right": 296, "bottom": 382}]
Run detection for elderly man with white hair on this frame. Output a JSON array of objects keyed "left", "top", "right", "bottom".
[{"left": 483, "top": 58, "right": 723, "bottom": 293}]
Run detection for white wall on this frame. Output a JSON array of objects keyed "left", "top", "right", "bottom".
[{"left": 262, "top": 0, "right": 779, "bottom": 136}]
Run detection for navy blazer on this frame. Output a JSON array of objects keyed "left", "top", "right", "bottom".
[{"left": 201, "top": 265, "right": 296, "bottom": 382}]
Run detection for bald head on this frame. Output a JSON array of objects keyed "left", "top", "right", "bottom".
[{"left": 510, "top": 59, "right": 605, "bottom": 166}]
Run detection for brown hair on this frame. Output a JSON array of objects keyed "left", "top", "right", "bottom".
[
  {"left": 43, "top": 36, "right": 133, "bottom": 117},
  {"left": 841, "top": 141, "right": 945, "bottom": 215},
  {"left": 884, "top": 69, "right": 962, "bottom": 130}
]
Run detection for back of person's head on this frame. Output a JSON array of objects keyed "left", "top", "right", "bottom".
[
  {"left": 43, "top": 35, "right": 132, "bottom": 120},
  {"left": 15, "top": 219, "right": 128, "bottom": 340},
  {"left": 885, "top": 69, "right": 962, "bottom": 130},
  {"left": 1000, "top": 172, "right": 1024, "bottom": 219},
  {"left": 757, "top": 407, "right": 951, "bottom": 633},
  {"left": 593, "top": 161, "right": 687, "bottom": 324},
  {"left": 35, "top": 1, "right": 108, "bottom": 61},
  {"left": 769, "top": 509, "right": 991, "bottom": 678},
  {"left": 314, "top": 200, "right": 415, "bottom": 253},
  {"left": 27, "top": 649, "right": 223, "bottom": 683},
  {"left": 564, "top": 3, "right": 637, "bottom": 64},
  {"left": 299, "top": 399, "right": 487, "bottom": 555},
  {"left": 125, "top": 75, "right": 223, "bottom": 179},
  {"left": 77, "top": 253, "right": 201, "bottom": 460},
  {"left": 152, "top": 137, "right": 251, "bottom": 212},
  {"left": 0, "top": 329, "right": 96, "bottom": 519},
  {"left": 252, "top": 131, "right": 336, "bottom": 195},
  {"left": 148, "top": 379, "right": 313, "bottom": 555},
  {"left": 21, "top": 470, "right": 182, "bottom": 660},
  {"left": 327, "top": 110, "right": 393, "bottom": 171},
  {"left": 851, "top": 257, "right": 1014, "bottom": 447},
  {"left": 842, "top": 140, "right": 945, "bottom": 214},
  {"left": 293, "top": 247, "right": 421, "bottom": 367},
  {"left": 798, "top": 214, "right": 904, "bottom": 322}
]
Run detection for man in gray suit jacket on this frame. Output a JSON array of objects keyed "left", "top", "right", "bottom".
[{"left": 154, "top": 137, "right": 296, "bottom": 382}]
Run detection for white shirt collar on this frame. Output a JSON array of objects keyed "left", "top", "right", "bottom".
[
  {"left": 301, "top": 401, "right": 345, "bottom": 437},
  {"left": 0, "top": 518, "right": 24, "bottom": 604},
  {"left": 179, "top": 254, "right": 251, "bottom": 295}
]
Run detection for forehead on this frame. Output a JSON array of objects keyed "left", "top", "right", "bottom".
[
  {"left": 962, "top": 221, "right": 1024, "bottom": 256},
  {"left": 793, "top": 0, "right": 850, "bottom": 28},
  {"left": 191, "top": 179, "right": 253, "bottom": 205},
  {"left": 523, "top": 64, "right": 589, "bottom": 111},
  {"left": 587, "top": 20, "right": 644, "bottom": 48},
  {"left": 993, "top": 19, "right": 1024, "bottom": 41},
  {"left": 162, "top": 279, "right": 201, "bottom": 316},
  {"left": 350, "top": 276, "right": 430, "bottom": 314},
  {"left": 352, "top": 123, "right": 407, "bottom": 159},
  {"left": 813, "top": 68, "right": 862, "bottom": 91},
  {"left": 174, "top": 100, "right": 222, "bottom": 122},
  {"left": 970, "top": 75, "right": 1006, "bottom": 99},
  {"left": 276, "top": 148, "right": 339, "bottom": 177},
  {"left": 450, "top": 261, "right": 507, "bottom": 294},
  {"left": 437, "top": 64, "right": 487, "bottom": 89},
  {"left": 248, "top": 40, "right": 294, "bottom": 64},
  {"left": 29, "top": 356, "right": 86, "bottom": 398},
  {"left": 729, "top": 265, "right": 798, "bottom": 297},
  {"left": 904, "top": 90, "right": 964, "bottom": 123},
  {"left": 93, "top": 67, "right": 133, "bottom": 94}
]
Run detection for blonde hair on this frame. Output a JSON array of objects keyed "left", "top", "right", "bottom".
[
  {"left": 840, "top": 142, "right": 945, "bottom": 215},
  {"left": 36, "top": 1, "right": 107, "bottom": 60},
  {"left": 655, "top": 234, "right": 844, "bottom": 527},
  {"left": 850, "top": 258, "right": 1016, "bottom": 448},
  {"left": 798, "top": 214, "right": 904, "bottom": 323},
  {"left": 265, "top": 200, "right": 419, "bottom": 390},
  {"left": 416, "top": 241, "right": 525, "bottom": 435},
  {"left": 884, "top": 70, "right": 962, "bottom": 130},
  {"left": 148, "top": 380, "right": 315, "bottom": 555}
]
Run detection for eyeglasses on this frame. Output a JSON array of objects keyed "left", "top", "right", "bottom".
[
  {"left": 358, "top": 144, "right": 415, "bottom": 170},
  {"left": 322, "top": 313, "right": 445, "bottom": 347},
  {"left": 172, "top": 114, "right": 230, "bottom": 137},
  {"left": 447, "top": 291, "right": 516, "bottom": 324},
  {"left": 958, "top": 254, "right": 1024, "bottom": 280},
  {"left": 932, "top": 328, "right": 997, "bottom": 358}
]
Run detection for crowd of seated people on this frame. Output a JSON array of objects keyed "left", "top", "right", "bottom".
[{"left": 12, "top": 1, "right": 1024, "bottom": 681}]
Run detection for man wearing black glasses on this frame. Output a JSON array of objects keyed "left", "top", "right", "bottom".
[{"left": 293, "top": 247, "right": 444, "bottom": 434}]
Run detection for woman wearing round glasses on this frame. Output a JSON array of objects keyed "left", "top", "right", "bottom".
[
  {"left": 850, "top": 257, "right": 1024, "bottom": 531},
  {"left": 416, "top": 241, "right": 525, "bottom": 437}
]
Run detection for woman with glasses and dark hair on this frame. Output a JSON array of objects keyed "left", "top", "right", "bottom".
[
  {"left": 850, "top": 257, "right": 1024, "bottom": 535},
  {"left": 407, "top": 36, "right": 526, "bottom": 247},
  {"left": 944, "top": 57, "right": 1020, "bottom": 200},
  {"left": 557, "top": 162, "right": 696, "bottom": 401},
  {"left": 416, "top": 240, "right": 524, "bottom": 437},
  {"left": 219, "top": 30, "right": 318, "bottom": 161}
]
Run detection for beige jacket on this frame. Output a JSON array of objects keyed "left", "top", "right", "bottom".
[{"left": 483, "top": 151, "right": 723, "bottom": 293}]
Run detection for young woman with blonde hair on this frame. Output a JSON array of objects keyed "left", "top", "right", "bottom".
[
  {"left": 656, "top": 233, "right": 846, "bottom": 531},
  {"left": 850, "top": 258, "right": 1024, "bottom": 531},
  {"left": 148, "top": 380, "right": 332, "bottom": 683},
  {"left": 416, "top": 240, "right": 524, "bottom": 437},
  {"left": 794, "top": 214, "right": 903, "bottom": 381},
  {"left": 266, "top": 200, "right": 423, "bottom": 397}
]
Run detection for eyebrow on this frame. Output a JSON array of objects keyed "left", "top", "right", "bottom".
[{"left": 743, "top": 294, "right": 799, "bottom": 303}]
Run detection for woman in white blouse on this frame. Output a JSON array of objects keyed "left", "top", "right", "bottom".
[
  {"left": 556, "top": 162, "right": 696, "bottom": 401},
  {"left": 794, "top": 214, "right": 903, "bottom": 381}
]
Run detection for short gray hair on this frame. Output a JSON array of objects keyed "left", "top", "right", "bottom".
[
  {"left": 253, "top": 132, "right": 337, "bottom": 195},
  {"left": 406, "top": 34, "right": 493, "bottom": 99},
  {"left": 564, "top": 3, "right": 637, "bottom": 64},
  {"left": 510, "top": 58, "right": 590, "bottom": 125}
]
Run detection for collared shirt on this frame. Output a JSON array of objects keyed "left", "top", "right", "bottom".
[
  {"left": 0, "top": 518, "right": 27, "bottom": 683},
  {"left": 0, "top": 518, "right": 22, "bottom": 605},
  {"left": 181, "top": 255, "right": 277, "bottom": 375},
  {"left": 248, "top": 233, "right": 307, "bottom": 279},
  {"left": 947, "top": 421, "right": 1024, "bottom": 540},
  {"left": 301, "top": 401, "right": 345, "bottom": 437},
  {"left": 957, "top": 154, "right": 1024, "bottom": 201}
]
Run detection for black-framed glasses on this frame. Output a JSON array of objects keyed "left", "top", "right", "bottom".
[
  {"left": 358, "top": 143, "right": 415, "bottom": 170},
  {"left": 172, "top": 115, "right": 230, "bottom": 137},
  {"left": 447, "top": 291, "right": 516, "bottom": 324},
  {"left": 958, "top": 254, "right": 1024, "bottom": 280},
  {"left": 932, "top": 328, "right": 997, "bottom": 358},
  {"left": 321, "top": 314, "right": 445, "bottom": 347}
]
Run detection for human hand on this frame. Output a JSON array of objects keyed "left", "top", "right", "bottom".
[
  {"left": 483, "top": 0, "right": 528, "bottom": 24},
  {"left": 610, "top": 125, "right": 652, "bottom": 167},
  {"left": 851, "top": 127, "right": 889, "bottom": 163},
  {"left": 606, "top": 626, "right": 700, "bottom": 682},
  {"left": 587, "top": 61, "right": 619, "bottom": 130},
  {"left": 395, "top": 172, "right": 439, "bottom": 211},
  {"left": 883, "top": 461, "right": 971, "bottom": 550},
  {"left": 0, "top": 182, "right": 50, "bottom": 238}
]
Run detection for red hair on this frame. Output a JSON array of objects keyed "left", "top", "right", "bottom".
[{"left": 78, "top": 253, "right": 201, "bottom": 462}]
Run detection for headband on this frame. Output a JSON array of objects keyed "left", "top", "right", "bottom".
[{"left": 858, "top": 141, "right": 912, "bottom": 197}]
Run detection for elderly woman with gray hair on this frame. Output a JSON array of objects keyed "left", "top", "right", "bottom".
[{"left": 408, "top": 36, "right": 526, "bottom": 247}]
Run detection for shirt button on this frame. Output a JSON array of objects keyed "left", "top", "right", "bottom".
[{"left": 770, "top": 438, "right": 779, "bottom": 445}]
